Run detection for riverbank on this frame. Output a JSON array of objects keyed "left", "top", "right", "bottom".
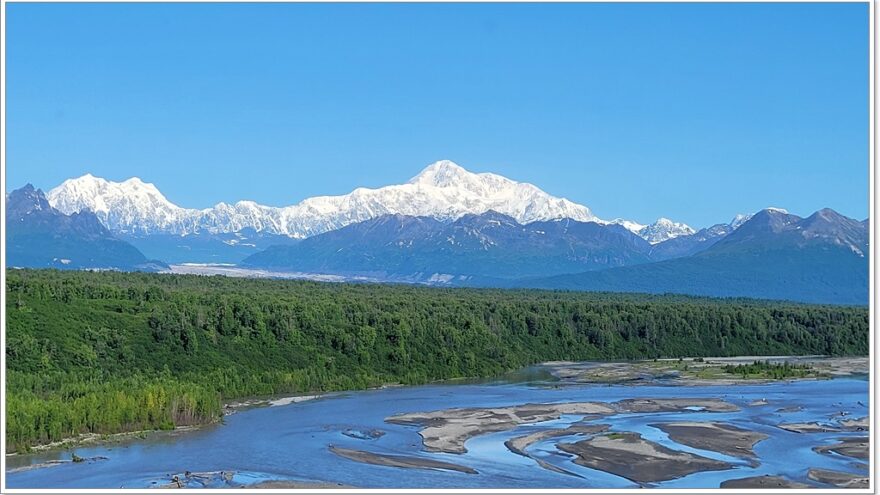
[
  {"left": 4, "top": 425, "right": 208, "bottom": 457},
  {"left": 541, "top": 356, "right": 868, "bottom": 386},
  {"left": 7, "top": 269, "right": 868, "bottom": 456},
  {"left": 9, "top": 356, "right": 867, "bottom": 456},
  {"left": 6, "top": 372, "right": 869, "bottom": 489}
]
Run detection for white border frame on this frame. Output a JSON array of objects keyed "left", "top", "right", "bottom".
[{"left": 0, "top": 1, "right": 874, "bottom": 494}]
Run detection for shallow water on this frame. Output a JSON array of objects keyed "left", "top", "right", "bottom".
[{"left": 5, "top": 370, "right": 869, "bottom": 489}]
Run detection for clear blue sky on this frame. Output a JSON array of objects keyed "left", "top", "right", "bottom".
[{"left": 6, "top": 2, "right": 869, "bottom": 227}]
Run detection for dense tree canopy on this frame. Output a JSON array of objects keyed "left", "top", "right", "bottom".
[{"left": 5, "top": 269, "right": 868, "bottom": 452}]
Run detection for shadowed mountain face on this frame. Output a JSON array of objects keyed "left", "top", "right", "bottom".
[
  {"left": 521, "top": 208, "right": 868, "bottom": 305},
  {"left": 7, "top": 179, "right": 867, "bottom": 304},
  {"left": 242, "top": 207, "right": 868, "bottom": 304},
  {"left": 648, "top": 223, "right": 733, "bottom": 261},
  {"left": 242, "top": 211, "right": 654, "bottom": 280},
  {"left": 6, "top": 185, "right": 165, "bottom": 271},
  {"left": 119, "top": 228, "right": 300, "bottom": 265}
]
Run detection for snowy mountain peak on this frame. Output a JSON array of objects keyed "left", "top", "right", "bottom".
[
  {"left": 48, "top": 173, "right": 188, "bottom": 234},
  {"left": 121, "top": 176, "right": 160, "bottom": 191},
  {"left": 730, "top": 213, "right": 753, "bottom": 230},
  {"left": 408, "top": 160, "right": 473, "bottom": 187},
  {"left": 764, "top": 207, "right": 790, "bottom": 214},
  {"left": 46, "top": 161, "right": 694, "bottom": 243},
  {"left": 638, "top": 218, "right": 696, "bottom": 244}
]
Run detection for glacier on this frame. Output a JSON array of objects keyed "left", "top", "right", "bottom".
[{"left": 47, "top": 160, "right": 698, "bottom": 243}]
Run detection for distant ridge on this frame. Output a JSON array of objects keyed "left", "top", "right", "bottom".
[
  {"left": 46, "top": 160, "right": 695, "bottom": 243},
  {"left": 6, "top": 184, "right": 166, "bottom": 271},
  {"left": 519, "top": 208, "right": 868, "bottom": 305}
]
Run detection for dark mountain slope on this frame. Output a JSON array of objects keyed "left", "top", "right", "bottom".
[
  {"left": 6, "top": 184, "right": 165, "bottom": 271},
  {"left": 519, "top": 208, "right": 868, "bottom": 305},
  {"left": 242, "top": 211, "right": 654, "bottom": 280}
]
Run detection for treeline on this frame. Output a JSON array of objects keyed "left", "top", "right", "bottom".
[
  {"left": 723, "top": 360, "right": 815, "bottom": 379},
  {"left": 5, "top": 269, "right": 869, "bottom": 451},
  {"left": 7, "top": 370, "right": 218, "bottom": 449}
]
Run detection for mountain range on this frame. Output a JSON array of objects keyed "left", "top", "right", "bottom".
[
  {"left": 242, "top": 211, "right": 659, "bottom": 280},
  {"left": 6, "top": 185, "right": 165, "bottom": 271},
  {"left": 520, "top": 208, "right": 868, "bottom": 305},
  {"left": 6, "top": 160, "right": 869, "bottom": 304},
  {"left": 239, "top": 207, "right": 867, "bottom": 304},
  {"left": 46, "top": 161, "right": 693, "bottom": 244}
]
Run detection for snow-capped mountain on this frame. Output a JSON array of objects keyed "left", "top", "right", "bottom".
[
  {"left": 729, "top": 213, "right": 753, "bottom": 230},
  {"left": 47, "top": 174, "right": 201, "bottom": 235},
  {"left": 46, "top": 160, "right": 691, "bottom": 242},
  {"left": 634, "top": 218, "right": 696, "bottom": 244},
  {"left": 648, "top": 213, "right": 752, "bottom": 261}
]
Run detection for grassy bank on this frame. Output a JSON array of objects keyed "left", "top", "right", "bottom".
[{"left": 5, "top": 269, "right": 869, "bottom": 452}]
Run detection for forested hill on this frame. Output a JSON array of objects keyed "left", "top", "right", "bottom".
[{"left": 6, "top": 269, "right": 869, "bottom": 452}]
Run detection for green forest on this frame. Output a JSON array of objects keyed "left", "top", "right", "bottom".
[{"left": 5, "top": 268, "right": 869, "bottom": 452}]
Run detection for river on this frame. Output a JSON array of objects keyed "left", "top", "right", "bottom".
[{"left": 5, "top": 365, "right": 869, "bottom": 489}]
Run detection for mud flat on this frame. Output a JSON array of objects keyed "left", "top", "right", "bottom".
[
  {"left": 776, "top": 406, "right": 803, "bottom": 413},
  {"left": 341, "top": 428, "right": 385, "bottom": 440},
  {"left": 839, "top": 416, "right": 870, "bottom": 431},
  {"left": 246, "top": 480, "right": 354, "bottom": 489},
  {"left": 541, "top": 356, "right": 868, "bottom": 386},
  {"left": 557, "top": 432, "right": 731, "bottom": 484},
  {"left": 6, "top": 426, "right": 204, "bottom": 456},
  {"left": 389, "top": 398, "right": 739, "bottom": 455},
  {"left": 814, "top": 437, "right": 869, "bottom": 460},
  {"left": 807, "top": 468, "right": 869, "bottom": 488},
  {"left": 651, "top": 422, "right": 767, "bottom": 460},
  {"left": 777, "top": 422, "right": 842, "bottom": 434},
  {"left": 6, "top": 456, "right": 108, "bottom": 474},
  {"left": 223, "top": 394, "right": 323, "bottom": 413},
  {"left": 613, "top": 398, "right": 739, "bottom": 414},
  {"left": 720, "top": 475, "right": 811, "bottom": 489},
  {"left": 505, "top": 423, "right": 611, "bottom": 478},
  {"left": 329, "top": 446, "right": 477, "bottom": 474},
  {"left": 386, "top": 402, "right": 615, "bottom": 454},
  {"left": 505, "top": 423, "right": 610, "bottom": 457},
  {"left": 779, "top": 415, "right": 868, "bottom": 434},
  {"left": 149, "top": 471, "right": 353, "bottom": 489}
]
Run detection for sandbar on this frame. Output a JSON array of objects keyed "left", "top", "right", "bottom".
[
  {"left": 651, "top": 422, "right": 767, "bottom": 460},
  {"left": 329, "top": 446, "right": 477, "bottom": 474},
  {"left": 719, "top": 475, "right": 811, "bottom": 489},
  {"left": 557, "top": 432, "right": 731, "bottom": 483},
  {"left": 807, "top": 468, "right": 869, "bottom": 488}
]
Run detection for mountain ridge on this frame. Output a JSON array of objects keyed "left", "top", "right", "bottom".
[
  {"left": 518, "top": 207, "right": 868, "bottom": 305},
  {"left": 241, "top": 210, "right": 656, "bottom": 280},
  {"left": 45, "top": 160, "right": 699, "bottom": 243},
  {"left": 7, "top": 184, "right": 166, "bottom": 271}
]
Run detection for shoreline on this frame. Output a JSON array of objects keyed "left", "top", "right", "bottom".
[
  {"left": 7, "top": 355, "right": 867, "bottom": 458},
  {"left": 540, "top": 356, "right": 868, "bottom": 387},
  {"left": 5, "top": 425, "right": 208, "bottom": 458}
]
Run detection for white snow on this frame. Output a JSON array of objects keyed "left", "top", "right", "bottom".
[
  {"left": 609, "top": 218, "right": 646, "bottom": 233},
  {"left": 46, "top": 159, "right": 695, "bottom": 243},
  {"left": 729, "top": 213, "right": 753, "bottom": 230},
  {"left": 636, "top": 218, "right": 697, "bottom": 244},
  {"left": 765, "top": 207, "right": 790, "bottom": 214}
]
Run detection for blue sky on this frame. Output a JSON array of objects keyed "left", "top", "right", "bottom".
[{"left": 6, "top": 3, "right": 869, "bottom": 227}]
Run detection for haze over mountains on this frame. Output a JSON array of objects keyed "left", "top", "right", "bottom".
[{"left": 6, "top": 160, "right": 869, "bottom": 304}]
